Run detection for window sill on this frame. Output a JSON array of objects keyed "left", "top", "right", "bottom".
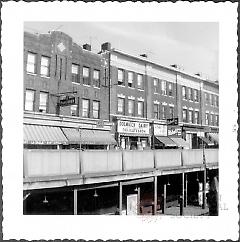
[
  {"left": 27, "top": 72, "right": 37, "bottom": 76},
  {"left": 118, "top": 84, "right": 126, "bottom": 87},
  {"left": 72, "top": 82, "right": 81, "bottom": 85},
  {"left": 138, "top": 89, "right": 144, "bottom": 92},
  {"left": 93, "top": 86, "right": 101, "bottom": 89},
  {"left": 83, "top": 84, "right": 91, "bottom": 87},
  {"left": 40, "top": 75, "right": 50, "bottom": 79}
]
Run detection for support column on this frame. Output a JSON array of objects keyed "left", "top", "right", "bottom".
[
  {"left": 119, "top": 182, "right": 122, "bottom": 215},
  {"left": 184, "top": 173, "right": 188, "bottom": 207},
  {"left": 154, "top": 176, "right": 158, "bottom": 215},
  {"left": 73, "top": 188, "right": 78, "bottom": 215},
  {"left": 180, "top": 172, "right": 184, "bottom": 216},
  {"left": 137, "top": 187, "right": 141, "bottom": 215},
  {"left": 202, "top": 168, "right": 207, "bottom": 209},
  {"left": 162, "top": 184, "right": 166, "bottom": 214}
]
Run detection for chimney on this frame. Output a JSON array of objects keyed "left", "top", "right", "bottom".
[
  {"left": 83, "top": 43, "right": 91, "bottom": 51},
  {"left": 101, "top": 42, "right": 111, "bottom": 52}
]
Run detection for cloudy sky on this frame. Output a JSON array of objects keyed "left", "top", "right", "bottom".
[{"left": 24, "top": 22, "right": 219, "bottom": 81}]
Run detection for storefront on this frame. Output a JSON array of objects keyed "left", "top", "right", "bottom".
[{"left": 116, "top": 120, "right": 151, "bottom": 150}]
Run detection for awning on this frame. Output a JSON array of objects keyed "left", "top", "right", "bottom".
[
  {"left": 24, "top": 124, "right": 68, "bottom": 145},
  {"left": 154, "top": 136, "right": 177, "bottom": 147},
  {"left": 62, "top": 128, "right": 117, "bottom": 145},
  {"left": 171, "top": 137, "right": 190, "bottom": 148},
  {"left": 198, "top": 136, "right": 214, "bottom": 146},
  {"left": 208, "top": 133, "right": 219, "bottom": 143}
]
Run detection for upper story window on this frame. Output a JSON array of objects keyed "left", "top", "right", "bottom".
[
  {"left": 25, "top": 90, "right": 35, "bottom": 111},
  {"left": 182, "top": 109, "right": 187, "bottom": 122},
  {"left": 205, "top": 113, "right": 209, "bottom": 125},
  {"left": 137, "top": 74, "right": 144, "bottom": 90},
  {"left": 216, "top": 96, "right": 219, "bottom": 107},
  {"left": 40, "top": 56, "right": 50, "bottom": 77},
  {"left": 137, "top": 101, "right": 144, "bottom": 117},
  {"left": 205, "top": 93, "right": 209, "bottom": 104},
  {"left": 82, "top": 99, "right": 90, "bottom": 118},
  {"left": 128, "top": 99, "right": 134, "bottom": 116},
  {"left": 188, "top": 110, "right": 193, "bottom": 123},
  {"left": 161, "top": 80, "right": 167, "bottom": 95},
  {"left": 162, "top": 104, "right": 166, "bottom": 119},
  {"left": 188, "top": 88, "right": 193, "bottom": 101},
  {"left": 118, "top": 69, "right": 124, "bottom": 86},
  {"left": 26, "top": 52, "right": 37, "bottom": 74},
  {"left": 210, "top": 94, "right": 214, "bottom": 106},
  {"left": 83, "top": 67, "right": 90, "bottom": 85},
  {"left": 194, "top": 111, "right": 199, "bottom": 124},
  {"left": 210, "top": 114, "right": 214, "bottom": 125},
  {"left": 71, "top": 104, "right": 78, "bottom": 116},
  {"left": 93, "top": 101, "right": 100, "bottom": 119},
  {"left": 71, "top": 64, "right": 80, "bottom": 83},
  {"left": 182, "top": 86, "right": 187, "bottom": 100},
  {"left": 215, "top": 114, "right": 219, "bottom": 126},
  {"left": 168, "top": 83, "right": 173, "bottom": 96},
  {"left": 128, "top": 72, "right": 134, "bottom": 88},
  {"left": 117, "top": 97, "right": 125, "bottom": 114},
  {"left": 93, "top": 69, "right": 100, "bottom": 88},
  {"left": 153, "top": 79, "right": 159, "bottom": 93},
  {"left": 169, "top": 106, "right": 174, "bottom": 118},
  {"left": 153, "top": 104, "right": 159, "bottom": 119},
  {"left": 39, "top": 92, "right": 48, "bottom": 113},
  {"left": 194, "top": 89, "right": 199, "bottom": 102}
]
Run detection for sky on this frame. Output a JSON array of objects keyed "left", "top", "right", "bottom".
[{"left": 24, "top": 22, "right": 219, "bottom": 81}]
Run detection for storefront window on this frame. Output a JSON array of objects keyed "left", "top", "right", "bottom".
[{"left": 71, "top": 104, "right": 78, "bottom": 116}]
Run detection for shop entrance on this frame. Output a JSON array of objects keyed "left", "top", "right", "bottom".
[{"left": 120, "top": 136, "right": 149, "bottom": 150}]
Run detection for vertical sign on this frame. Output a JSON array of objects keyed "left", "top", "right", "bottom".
[{"left": 127, "top": 194, "right": 138, "bottom": 215}]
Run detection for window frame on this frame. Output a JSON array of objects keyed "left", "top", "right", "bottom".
[
  {"left": 118, "top": 69, "right": 125, "bottom": 86},
  {"left": 168, "top": 83, "right": 173, "bottom": 96},
  {"left": 26, "top": 52, "right": 37, "bottom": 74},
  {"left": 83, "top": 66, "right": 90, "bottom": 86},
  {"left": 194, "top": 111, "right": 199, "bottom": 124},
  {"left": 162, "top": 105, "right": 167, "bottom": 120},
  {"left": 93, "top": 69, "right": 100, "bottom": 88},
  {"left": 137, "top": 74, "right": 144, "bottom": 90},
  {"left": 71, "top": 104, "right": 78, "bottom": 117},
  {"left": 93, "top": 100, "right": 100, "bottom": 119},
  {"left": 194, "top": 89, "right": 199, "bottom": 102},
  {"left": 188, "top": 110, "right": 193, "bottom": 123},
  {"left": 39, "top": 92, "right": 48, "bottom": 113},
  {"left": 137, "top": 101, "right": 144, "bottom": 117},
  {"left": 182, "top": 86, "right": 187, "bottom": 100},
  {"left": 205, "top": 113, "right": 209, "bottom": 125},
  {"left": 82, "top": 99, "right": 90, "bottom": 118},
  {"left": 153, "top": 78, "right": 159, "bottom": 94},
  {"left": 128, "top": 99, "right": 134, "bottom": 116},
  {"left": 71, "top": 64, "right": 80, "bottom": 84},
  {"left": 128, "top": 72, "right": 134, "bottom": 88},
  {"left": 169, "top": 106, "right": 174, "bottom": 119},
  {"left": 117, "top": 97, "right": 125, "bottom": 115},
  {"left": 153, "top": 104, "right": 159, "bottom": 119},
  {"left": 182, "top": 109, "right": 187, "bottom": 122},
  {"left": 161, "top": 80, "right": 167, "bottom": 95},
  {"left": 25, "top": 89, "right": 35, "bottom": 111},
  {"left": 40, "top": 56, "right": 50, "bottom": 77}
]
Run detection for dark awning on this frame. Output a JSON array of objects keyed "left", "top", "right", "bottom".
[
  {"left": 171, "top": 137, "right": 190, "bottom": 148},
  {"left": 198, "top": 136, "right": 214, "bottom": 146},
  {"left": 24, "top": 124, "right": 68, "bottom": 145},
  {"left": 62, "top": 128, "right": 117, "bottom": 145},
  {"left": 155, "top": 136, "right": 177, "bottom": 147},
  {"left": 208, "top": 133, "right": 219, "bottom": 143}
]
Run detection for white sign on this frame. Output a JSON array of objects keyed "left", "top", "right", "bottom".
[
  {"left": 117, "top": 120, "right": 149, "bottom": 135},
  {"left": 154, "top": 124, "right": 167, "bottom": 136},
  {"left": 167, "top": 127, "right": 182, "bottom": 136},
  {"left": 127, "top": 194, "right": 138, "bottom": 215}
]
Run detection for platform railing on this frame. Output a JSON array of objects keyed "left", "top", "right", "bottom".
[{"left": 23, "top": 149, "right": 219, "bottom": 178}]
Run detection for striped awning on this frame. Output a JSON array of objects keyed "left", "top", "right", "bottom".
[
  {"left": 198, "top": 136, "right": 214, "bottom": 146},
  {"left": 24, "top": 124, "right": 68, "bottom": 145},
  {"left": 155, "top": 136, "right": 177, "bottom": 147},
  {"left": 208, "top": 133, "right": 219, "bottom": 143},
  {"left": 171, "top": 137, "right": 190, "bottom": 148},
  {"left": 62, "top": 128, "right": 117, "bottom": 145}
]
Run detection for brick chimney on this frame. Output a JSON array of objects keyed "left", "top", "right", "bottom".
[
  {"left": 101, "top": 42, "right": 111, "bottom": 52},
  {"left": 83, "top": 43, "right": 91, "bottom": 51}
]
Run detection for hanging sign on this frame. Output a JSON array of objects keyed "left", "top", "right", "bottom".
[
  {"left": 127, "top": 194, "right": 138, "bottom": 215},
  {"left": 59, "top": 96, "right": 76, "bottom": 106},
  {"left": 167, "top": 126, "right": 182, "bottom": 137},
  {"left": 154, "top": 124, "right": 167, "bottom": 136},
  {"left": 117, "top": 120, "right": 149, "bottom": 135}
]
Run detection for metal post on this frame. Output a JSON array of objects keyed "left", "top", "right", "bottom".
[
  {"left": 79, "top": 127, "right": 82, "bottom": 150},
  {"left": 119, "top": 182, "right": 122, "bottom": 215},
  {"left": 162, "top": 184, "right": 166, "bottom": 214},
  {"left": 137, "top": 187, "right": 141, "bottom": 215},
  {"left": 154, "top": 176, "right": 157, "bottom": 215},
  {"left": 180, "top": 172, "right": 184, "bottom": 216},
  {"left": 202, "top": 141, "right": 207, "bottom": 209},
  {"left": 185, "top": 173, "right": 188, "bottom": 207},
  {"left": 73, "top": 188, "right": 78, "bottom": 215}
]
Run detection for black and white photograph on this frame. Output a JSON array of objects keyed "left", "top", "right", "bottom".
[{"left": 1, "top": 2, "right": 238, "bottom": 241}]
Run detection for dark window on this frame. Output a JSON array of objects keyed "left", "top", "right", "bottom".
[
  {"left": 169, "top": 106, "right": 174, "bottom": 118},
  {"left": 93, "top": 101, "right": 100, "bottom": 119},
  {"left": 71, "top": 64, "right": 80, "bottom": 83},
  {"left": 194, "top": 111, "right": 199, "bottom": 124},
  {"left": 153, "top": 104, "right": 159, "bottom": 119},
  {"left": 117, "top": 97, "right": 125, "bottom": 114},
  {"left": 189, "top": 110, "right": 193, "bottom": 123},
  {"left": 188, "top": 88, "right": 193, "bottom": 101},
  {"left": 83, "top": 67, "right": 90, "bottom": 85},
  {"left": 168, "top": 83, "right": 173, "bottom": 96},
  {"left": 93, "top": 70, "right": 100, "bottom": 88},
  {"left": 194, "top": 89, "right": 199, "bottom": 102}
]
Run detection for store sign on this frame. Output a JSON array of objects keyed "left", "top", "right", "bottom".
[
  {"left": 127, "top": 194, "right": 138, "bottom": 215},
  {"left": 117, "top": 120, "right": 149, "bottom": 135},
  {"left": 154, "top": 124, "right": 167, "bottom": 136},
  {"left": 167, "top": 126, "right": 182, "bottom": 137},
  {"left": 167, "top": 117, "right": 178, "bottom": 125},
  {"left": 59, "top": 96, "right": 76, "bottom": 106}
]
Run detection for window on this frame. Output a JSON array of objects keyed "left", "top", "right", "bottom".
[
  {"left": 182, "top": 86, "right": 187, "bottom": 100},
  {"left": 39, "top": 92, "right": 48, "bottom": 113},
  {"left": 194, "top": 111, "right": 199, "bottom": 124},
  {"left": 137, "top": 74, "right": 144, "bottom": 90},
  {"left": 71, "top": 105, "right": 78, "bottom": 116},
  {"left": 169, "top": 106, "right": 174, "bottom": 118},
  {"left": 83, "top": 67, "right": 90, "bottom": 85},
  {"left": 153, "top": 104, "right": 159, "bottom": 119},
  {"left": 205, "top": 93, "right": 209, "bottom": 104},
  {"left": 162, "top": 105, "right": 166, "bottom": 119},
  {"left": 40, "top": 56, "right": 50, "bottom": 77},
  {"left": 26, "top": 52, "right": 37, "bottom": 74},
  {"left": 137, "top": 101, "right": 144, "bottom": 117},
  {"left": 168, "top": 83, "right": 173, "bottom": 96},
  {"left": 82, "top": 99, "right": 90, "bottom": 117},
  {"left": 205, "top": 113, "right": 209, "bottom": 125},
  {"left": 189, "top": 110, "right": 193, "bottom": 123},
  {"left": 25, "top": 90, "right": 35, "bottom": 111},
  {"left": 161, "top": 80, "right": 167, "bottom": 95},
  {"left": 209, "top": 94, "right": 213, "bottom": 106},
  {"left": 182, "top": 109, "right": 187, "bottom": 122},
  {"left": 71, "top": 64, "right": 80, "bottom": 83},
  {"left": 188, "top": 88, "right": 193, "bottom": 101},
  {"left": 215, "top": 114, "right": 219, "bottom": 126},
  {"left": 93, "top": 101, "right": 100, "bottom": 119},
  {"left": 153, "top": 79, "right": 159, "bottom": 93},
  {"left": 194, "top": 89, "right": 199, "bottom": 102},
  {"left": 128, "top": 72, "right": 134, "bottom": 88},
  {"left": 128, "top": 99, "right": 134, "bottom": 116},
  {"left": 93, "top": 70, "right": 100, "bottom": 88},
  {"left": 216, "top": 96, "right": 219, "bottom": 107},
  {"left": 118, "top": 69, "right": 124, "bottom": 86},
  {"left": 211, "top": 94, "right": 214, "bottom": 106},
  {"left": 210, "top": 114, "right": 214, "bottom": 125},
  {"left": 117, "top": 98, "right": 125, "bottom": 114}
]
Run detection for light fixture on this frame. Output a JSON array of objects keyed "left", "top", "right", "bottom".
[
  {"left": 93, "top": 189, "right": 99, "bottom": 198},
  {"left": 167, "top": 176, "right": 170, "bottom": 186},
  {"left": 196, "top": 172, "right": 199, "bottom": 182},
  {"left": 43, "top": 195, "right": 48, "bottom": 204},
  {"left": 134, "top": 186, "right": 138, "bottom": 192}
]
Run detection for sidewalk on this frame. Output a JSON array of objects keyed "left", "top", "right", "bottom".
[{"left": 161, "top": 205, "right": 209, "bottom": 216}]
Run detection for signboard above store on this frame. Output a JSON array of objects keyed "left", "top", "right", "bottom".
[
  {"left": 117, "top": 120, "right": 150, "bottom": 135},
  {"left": 167, "top": 126, "right": 182, "bottom": 137},
  {"left": 59, "top": 96, "right": 76, "bottom": 107},
  {"left": 154, "top": 124, "right": 167, "bottom": 136},
  {"left": 167, "top": 117, "right": 178, "bottom": 125}
]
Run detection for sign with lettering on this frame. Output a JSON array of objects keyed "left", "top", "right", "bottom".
[
  {"left": 167, "top": 117, "right": 178, "bottom": 125},
  {"left": 167, "top": 126, "right": 182, "bottom": 137},
  {"left": 127, "top": 194, "right": 138, "bottom": 215},
  {"left": 154, "top": 124, "right": 167, "bottom": 136},
  {"left": 117, "top": 120, "right": 149, "bottom": 135},
  {"left": 59, "top": 96, "right": 76, "bottom": 107}
]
